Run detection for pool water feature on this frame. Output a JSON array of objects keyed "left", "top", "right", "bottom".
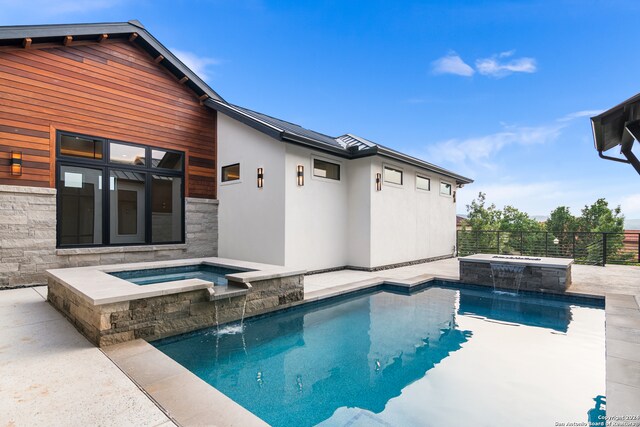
[
  {"left": 490, "top": 262, "right": 526, "bottom": 293},
  {"left": 109, "top": 264, "right": 243, "bottom": 287},
  {"left": 154, "top": 285, "right": 605, "bottom": 427}
]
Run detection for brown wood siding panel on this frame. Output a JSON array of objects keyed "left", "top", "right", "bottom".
[{"left": 0, "top": 41, "right": 216, "bottom": 198}]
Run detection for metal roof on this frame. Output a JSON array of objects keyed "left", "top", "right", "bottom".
[
  {"left": 591, "top": 93, "right": 640, "bottom": 175},
  {"left": 207, "top": 100, "right": 473, "bottom": 185},
  {"left": 0, "top": 20, "right": 224, "bottom": 102}
]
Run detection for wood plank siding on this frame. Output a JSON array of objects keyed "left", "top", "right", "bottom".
[{"left": 0, "top": 40, "right": 217, "bottom": 198}]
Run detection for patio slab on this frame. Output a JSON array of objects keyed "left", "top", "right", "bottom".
[{"left": 0, "top": 287, "right": 172, "bottom": 427}]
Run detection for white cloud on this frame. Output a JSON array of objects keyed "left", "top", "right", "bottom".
[
  {"left": 431, "top": 52, "right": 475, "bottom": 77},
  {"left": 425, "top": 110, "right": 594, "bottom": 172},
  {"left": 620, "top": 193, "right": 640, "bottom": 218},
  {"left": 475, "top": 51, "right": 537, "bottom": 78},
  {"left": 557, "top": 110, "right": 603, "bottom": 122},
  {"left": 425, "top": 123, "right": 564, "bottom": 171},
  {"left": 170, "top": 49, "right": 221, "bottom": 83}
]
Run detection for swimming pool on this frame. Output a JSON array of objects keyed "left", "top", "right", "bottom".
[
  {"left": 109, "top": 264, "right": 244, "bottom": 286},
  {"left": 154, "top": 284, "right": 605, "bottom": 426}
]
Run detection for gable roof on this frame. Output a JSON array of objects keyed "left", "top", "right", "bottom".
[
  {"left": 206, "top": 99, "right": 474, "bottom": 185},
  {"left": 0, "top": 19, "right": 472, "bottom": 184},
  {"left": 0, "top": 20, "right": 224, "bottom": 103}
]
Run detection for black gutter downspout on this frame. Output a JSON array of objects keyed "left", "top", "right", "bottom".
[{"left": 598, "top": 150, "right": 631, "bottom": 164}]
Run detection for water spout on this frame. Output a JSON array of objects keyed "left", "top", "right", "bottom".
[{"left": 490, "top": 262, "right": 526, "bottom": 294}]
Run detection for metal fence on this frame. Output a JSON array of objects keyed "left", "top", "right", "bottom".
[{"left": 456, "top": 230, "right": 640, "bottom": 266}]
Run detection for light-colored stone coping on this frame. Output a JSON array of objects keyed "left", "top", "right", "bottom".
[
  {"left": 0, "top": 184, "right": 56, "bottom": 194},
  {"left": 605, "top": 293, "right": 640, "bottom": 417},
  {"left": 460, "top": 253, "right": 574, "bottom": 268},
  {"left": 103, "top": 339, "right": 268, "bottom": 427},
  {"left": 55, "top": 244, "right": 188, "bottom": 255},
  {"left": 46, "top": 257, "right": 305, "bottom": 306}
]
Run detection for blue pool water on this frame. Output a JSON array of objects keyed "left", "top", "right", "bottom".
[
  {"left": 109, "top": 264, "right": 243, "bottom": 286},
  {"left": 153, "top": 285, "right": 606, "bottom": 427}
]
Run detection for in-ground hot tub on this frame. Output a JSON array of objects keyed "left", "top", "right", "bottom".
[
  {"left": 459, "top": 254, "right": 573, "bottom": 293},
  {"left": 46, "top": 257, "right": 305, "bottom": 347}
]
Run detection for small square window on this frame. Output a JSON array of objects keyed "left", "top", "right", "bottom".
[
  {"left": 384, "top": 166, "right": 403, "bottom": 185},
  {"left": 440, "top": 181, "right": 452, "bottom": 196},
  {"left": 222, "top": 163, "right": 240, "bottom": 182},
  {"left": 416, "top": 175, "right": 430, "bottom": 191},
  {"left": 313, "top": 159, "right": 340, "bottom": 180}
]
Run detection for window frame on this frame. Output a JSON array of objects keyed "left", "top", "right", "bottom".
[
  {"left": 383, "top": 164, "right": 404, "bottom": 187},
  {"left": 416, "top": 174, "right": 431, "bottom": 192},
  {"left": 55, "top": 130, "right": 185, "bottom": 248},
  {"left": 439, "top": 180, "right": 453, "bottom": 197},
  {"left": 220, "top": 163, "right": 241, "bottom": 185},
  {"left": 311, "top": 155, "right": 342, "bottom": 183}
]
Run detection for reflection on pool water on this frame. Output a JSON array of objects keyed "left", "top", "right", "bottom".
[{"left": 153, "top": 285, "right": 605, "bottom": 427}]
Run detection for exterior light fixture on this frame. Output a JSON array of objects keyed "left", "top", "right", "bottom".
[
  {"left": 375, "top": 173, "right": 381, "bottom": 191},
  {"left": 553, "top": 237, "right": 559, "bottom": 245},
  {"left": 257, "top": 167, "right": 264, "bottom": 188},
  {"left": 297, "top": 165, "right": 304, "bottom": 186},
  {"left": 10, "top": 151, "right": 22, "bottom": 176}
]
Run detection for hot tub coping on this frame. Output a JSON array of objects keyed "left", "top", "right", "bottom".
[{"left": 46, "top": 257, "right": 306, "bottom": 306}]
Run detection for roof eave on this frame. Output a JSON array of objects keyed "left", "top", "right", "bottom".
[{"left": 376, "top": 146, "right": 474, "bottom": 185}]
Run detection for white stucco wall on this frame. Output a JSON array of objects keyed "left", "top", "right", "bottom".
[
  {"left": 369, "top": 158, "right": 457, "bottom": 267},
  {"left": 284, "top": 145, "right": 350, "bottom": 271},
  {"left": 217, "top": 113, "right": 286, "bottom": 265},
  {"left": 217, "top": 113, "right": 461, "bottom": 270}
]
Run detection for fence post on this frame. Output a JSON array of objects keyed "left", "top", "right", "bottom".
[
  {"left": 637, "top": 232, "right": 640, "bottom": 263},
  {"left": 520, "top": 231, "right": 524, "bottom": 255},
  {"left": 602, "top": 233, "right": 607, "bottom": 266},
  {"left": 456, "top": 230, "right": 459, "bottom": 257},
  {"left": 476, "top": 231, "right": 479, "bottom": 254},
  {"left": 544, "top": 232, "right": 548, "bottom": 256},
  {"left": 572, "top": 232, "right": 576, "bottom": 260},
  {"left": 497, "top": 231, "right": 500, "bottom": 254}
]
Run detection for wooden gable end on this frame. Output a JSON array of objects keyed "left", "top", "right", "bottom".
[{"left": 0, "top": 40, "right": 216, "bottom": 199}]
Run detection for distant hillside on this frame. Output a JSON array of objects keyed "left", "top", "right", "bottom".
[{"left": 625, "top": 218, "right": 640, "bottom": 230}]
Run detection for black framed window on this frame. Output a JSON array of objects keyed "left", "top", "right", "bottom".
[
  {"left": 55, "top": 131, "right": 185, "bottom": 248},
  {"left": 440, "top": 181, "right": 452, "bottom": 196},
  {"left": 383, "top": 165, "right": 403, "bottom": 185},
  {"left": 416, "top": 175, "right": 431, "bottom": 191},
  {"left": 221, "top": 163, "right": 240, "bottom": 182},
  {"left": 313, "top": 159, "right": 340, "bottom": 180}
]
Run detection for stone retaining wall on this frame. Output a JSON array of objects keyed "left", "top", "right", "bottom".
[
  {"left": 0, "top": 185, "right": 218, "bottom": 288},
  {"left": 459, "top": 260, "right": 572, "bottom": 293},
  {"left": 47, "top": 273, "right": 304, "bottom": 347}
]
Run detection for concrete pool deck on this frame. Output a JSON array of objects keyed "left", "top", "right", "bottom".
[{"left": 1, "top": 257, "right": 639, "bottom": 425}]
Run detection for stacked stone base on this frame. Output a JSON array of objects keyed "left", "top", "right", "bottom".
[
  {"left": 459, "top": 260, "right": 572, "bottom": 293},
  {"left": 48, "top": 274, "right": 304, "bottom": 347}
]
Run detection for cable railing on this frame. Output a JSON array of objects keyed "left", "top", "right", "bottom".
[{"left": 456, "top": 230, "right": 640, "bottom": 266}]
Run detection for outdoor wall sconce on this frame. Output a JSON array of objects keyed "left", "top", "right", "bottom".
[
  {"left": 257, "top": 167, "right": 264, "bottom": 188},
  {"left": 10, "top": 151, "right": 22, "bottom": 176},
  {"left": 297, "top": 165, "right": 304, "bottom": 186},
  {"left": 453, "top": 190, "right": 456, "bottom": 203},
  {"left": 375, "top": 173, "right": 381, "bottom": 191}
]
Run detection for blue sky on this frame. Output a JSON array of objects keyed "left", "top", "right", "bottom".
[{"left": 3, "top": 1, "right": 640, "bottom": 223}]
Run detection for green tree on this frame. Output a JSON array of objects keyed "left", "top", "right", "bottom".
[
  {"left": 547, "top": 206, "right": 577, "bottom": 234},
  {"left": 577, "top": 199, "right": 628, "bottom": 264},
  {"left": 464, "top": 192, "right": 500, "bottom": 231}
]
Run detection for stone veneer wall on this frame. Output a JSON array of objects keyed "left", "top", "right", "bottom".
[
  {"left": 459, "top": 260, "right": 572, "bottom": 293},
  {"left": 0, "top": 185, "right": 218, "bottom": 288},
  {"left": 47, "top": 274, "right": 304, "bottom": 347}
]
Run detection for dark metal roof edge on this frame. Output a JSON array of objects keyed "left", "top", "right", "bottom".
[
  {"left": 206, "top": 99, "right": 473, "bottom": 183},
  {"left": 0, "top": 20, "right": 224, "bottom": 102},
  {"left": 205, "top": 99, "right": 283, "bottom": 140},
  {"left": 281, "top": 131, "right": 352, "bottom": 158},
  {"left": 591, "top": 92, "right": 640, "bottom": 121},
  {"left": 376, "top": 146, "right": 474, "bottom": 184}
]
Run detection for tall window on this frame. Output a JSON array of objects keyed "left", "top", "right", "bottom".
[
  {"left": 56, "top": 132, "right": 184, "bottom": 247},
  {"left": 440, "top": 181, "right": 452, "bottom": 196}
]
